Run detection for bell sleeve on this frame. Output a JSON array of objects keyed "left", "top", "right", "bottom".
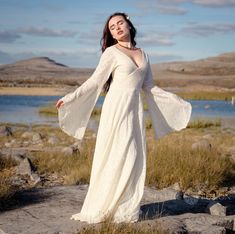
[
  {"left": 142, "top": 56, "right": 192, "bottom": 140},
  {"left": 58, "top": 47, "right": 117, "bottom": 140}
]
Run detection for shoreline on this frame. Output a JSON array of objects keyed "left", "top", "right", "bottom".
[
  {"left": 0, "top": 86, "right": 234, "bottom": 100},
  {"left": 0, "top": 86, "right": 72, "bottom": 96}
]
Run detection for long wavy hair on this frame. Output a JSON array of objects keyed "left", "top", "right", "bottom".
[{"left": 100, "top": 12, "right": 137, "bottom": 93}]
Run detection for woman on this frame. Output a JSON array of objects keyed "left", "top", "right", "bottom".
[{"left": 56, "top": 12, "right": 192, "bottom": 224}]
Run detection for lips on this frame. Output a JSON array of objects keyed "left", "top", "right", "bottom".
[{"left": 117, "top": 30, "right": 123, "bottom": 35}]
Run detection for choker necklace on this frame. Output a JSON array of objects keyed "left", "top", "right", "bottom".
[{"left": 117, "top": 42, "right": 136, "bottom": 50}]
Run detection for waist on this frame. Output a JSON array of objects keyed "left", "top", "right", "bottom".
[{"left": 109, "top": 85, "right": 141, "bottom": 91}]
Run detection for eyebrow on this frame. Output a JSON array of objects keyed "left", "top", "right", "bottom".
[{"left": 109, "top": 20, "right": 123, "bottom": 28}]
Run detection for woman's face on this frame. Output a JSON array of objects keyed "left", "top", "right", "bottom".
[{"left": 108, "top": 15, "right": 130, "bottom": 41}]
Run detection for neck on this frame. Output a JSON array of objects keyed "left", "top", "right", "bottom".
[{"left": 117, "top": 41, "right": 134, "bottom": 50}]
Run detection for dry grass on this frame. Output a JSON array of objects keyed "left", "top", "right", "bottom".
[
  {"left": 0, "top": 157, "right": 18, "bottom": 203},
  {"left": 38, "top": 104, "right": 57, "bottom": 116},
  {"left": 176, "top": 91, "right": 235, "bottom": 101},
  {"left": 30, "top": 137, "right": 96, "bottom": 185},
  {"left": 0, "top": 122, "right": 234, "bottom": 202},
  {"left": 78, "top": 222, "right": 166, "bottom": 234},
  {"left": 38, "top": 104, "right": 102, "bottom": 117},
  {"left": 77, "top": 213, "right": 166, "bottom": 234},
  {"left": 145, "top": 127, "right": 234, "bottom": 192},
  {"left": 187, "top": 119, "right": 221, "bottom": 128}
]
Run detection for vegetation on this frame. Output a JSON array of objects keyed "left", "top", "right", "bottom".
[
  {"left": 0, "top": 120, "right": 234, "bottom": 207},
  {"left": 145, "top": 130, "right": 233, "bottom": 192},
  {"left": 187, "top": 118, "right": 221, "bottom": 128},
  {"left": 176, "top": 91, "right": 235, "bottom": 101},
  {"left": 78, "top": 219, "right": 166, "bottom": 234},
  {"left": 39, "top": 104, "right": 102, "bottom": 117}
]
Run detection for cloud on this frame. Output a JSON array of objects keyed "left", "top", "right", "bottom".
[
  {"left": 137, "top": 31, "right": 176, "bottom": 46},
  {"left": 138, "top": 35, "right": 175, "bottom": 46},
  {"left": 135, "top": 1, "right": 188, "bottom": 15},
  {"left": 17, "top": 27, "right": 77, "bottom": 37},
  {"left": 156, "top": 5, "right": 188, "bottom": 15},
  {"left": 181, "top": 23, "right": 235, "bottom": 37},
  {"left": 77, "top": 29, "right": 103, "bottom": 45},
  {"left": 0, "top": 27, "right": 78, "bottom": 44},
  {"left": 192, "top": 0, "right": 235, "bottom": 7},
  {"left": 135, "top": 0, "right": 235, "bottom": 14},
  {"left": 0, "top": 31, "right": 21, "bottom": 43}
]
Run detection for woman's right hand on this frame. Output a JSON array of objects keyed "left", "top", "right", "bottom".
[{"left": 56, "top": 99, "right": 64, "bottom": 109}]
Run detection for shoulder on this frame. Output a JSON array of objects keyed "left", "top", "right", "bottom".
[
  {"left": 100, "top": 45, "right": 117, "bottom": 61},
  {"left": 100, "top": 46, "right": 115, "bottom": 58}
]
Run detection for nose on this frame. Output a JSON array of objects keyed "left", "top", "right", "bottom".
[{"left": 116, "top": 24, "right": 120, "bottom": 31}]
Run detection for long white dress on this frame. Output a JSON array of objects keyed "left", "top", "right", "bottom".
[{"left": 58, "top": 45, "right": 192, "bottom": 224}]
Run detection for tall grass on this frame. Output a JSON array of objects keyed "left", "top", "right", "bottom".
[
  {"left": 0, "top": 157, "right": 18, "bottom": 204},
  {"left": 1, "top": 123, "right": 234, "bottom": 203},
  {"left": 78, "top": 220, "right": 166, "bottom": 234},
  {"left": 145, "top": 130, "right": 233, "bottom": 191},
  {"left": 30, "top": 138, "right": 96, "bottom": 185}
]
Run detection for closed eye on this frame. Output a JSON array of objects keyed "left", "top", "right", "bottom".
[{"left": 109, "top": 20, "right": 124, "bottom": 31}]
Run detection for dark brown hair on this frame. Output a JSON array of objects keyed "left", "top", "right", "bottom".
[{"left": 100, "top": 12, "right": 137, "bottom": 93}]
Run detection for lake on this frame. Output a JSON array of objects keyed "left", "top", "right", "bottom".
[{"left": 0, "top": 95, "right": 234, "bottom": 128}]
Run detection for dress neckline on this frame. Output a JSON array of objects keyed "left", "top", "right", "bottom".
[{"left": 112, "top": 45, "right": 145, "bottom": 69}]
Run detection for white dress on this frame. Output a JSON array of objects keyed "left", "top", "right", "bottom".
[{"left": 58, "top": 45, "right": 192, "bottom": 224}]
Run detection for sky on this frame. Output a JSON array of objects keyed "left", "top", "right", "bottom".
[{"left": 0, "top": 0, "right": 235, "bottom": 68}]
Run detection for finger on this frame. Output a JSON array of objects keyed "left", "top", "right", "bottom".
[{"left": 56, "top": 100, "right": 64, "bottom": 108}]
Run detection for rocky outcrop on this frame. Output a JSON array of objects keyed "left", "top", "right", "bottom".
[{"left": 0, "top": 185, "right": 234, "bottom": 234}]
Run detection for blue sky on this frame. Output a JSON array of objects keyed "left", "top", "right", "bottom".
[{"left": 0, "top": 0, "right": 235, "bottom": 67}]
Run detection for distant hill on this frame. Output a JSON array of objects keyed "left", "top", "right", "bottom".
[
  {"left": 0, "top": 57, "right": 93, "bottom": 86},
  {"left": 0, "top": 52, "right": 235, "bottom": 89},
  {"left": 152, "top": 52, "right": 235, "bottom": 89}
]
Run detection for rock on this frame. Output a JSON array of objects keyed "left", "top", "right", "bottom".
[
  {"left": 192, "top": 139, "right": 212, "bottom": 150},
  {"left": 206, "top": 201, "right": 227, "bottom": 216},
  {"left": 48, "top": 136, "right": 59, "bottom": 145},
  {"left": 0, "top": 148, "right": 27, "bottom": 162},
  {"left": 175, "top": 191, "right": 184, "bottom": 200},
  {"left": 21, "top": 131, "right": 35, "bottom": 139},
  {"left": 0, "top": 185, "right": 234, "bottom": 234},
  {"left": 62, "top": 147, "right": 74, "bottom": 155},
  {"left": 32, "top": 133, "right": 43, "bottom": 143},
  {"left": 11, "top": 149, "right": 28, "bottom": 162},
  {"left": 30, "top": 172, "right": 41, "bottom": 185},
  {"left": 143, "top": 186, "right": 179, "bottom": 202},
  {"left": 4, "top": 142, "right": 12, "bottom": 147},
  {"left": 171, "top": 182, "right": 181, "bottom": 191},
  {"left": 0, "top": 228, "right": 6, "bottom": 234},
  {"left": 16, "top": 157, "right": 33, "bottom": 176},
  {"left": 4, "top": 139, "right": 16, "bottom": 147},
  {"left": 0, "top": 125, "right": 13, "bottom": 137}
]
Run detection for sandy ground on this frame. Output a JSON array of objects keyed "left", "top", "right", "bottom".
[{"left": 0, "top": 86, "right": 73, "bottom": 96}]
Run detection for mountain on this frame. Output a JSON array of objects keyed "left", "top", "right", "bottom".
[{"left": 0, "top": 52, "right": 235, "bottom": 89}]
